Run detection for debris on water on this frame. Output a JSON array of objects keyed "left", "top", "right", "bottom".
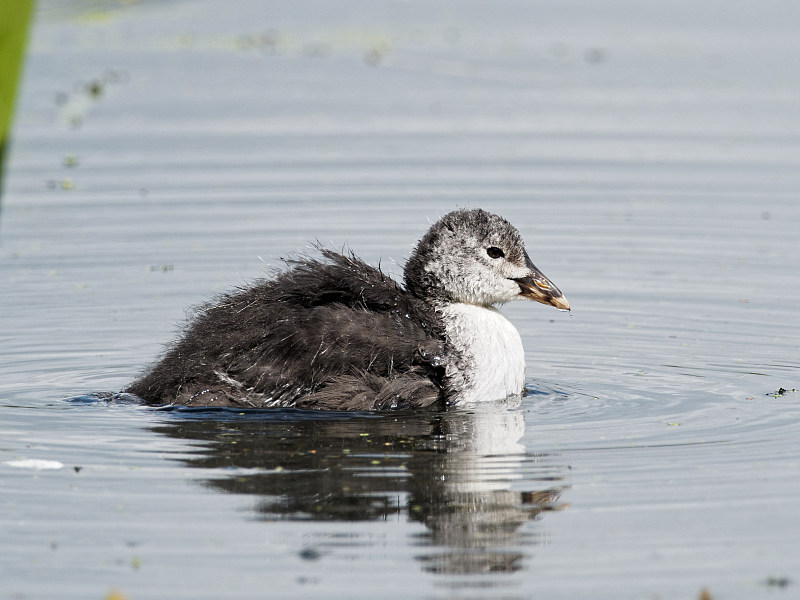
[
  {"left": 56, "top": 70, "right": 128, "bottom": 129},
  {"left": 364, "top": 43, "right": 389, "bottom": 66},
  {"left": 148, "top": 264, "right": 175, "bottom": 273},
  {"left": 298, "top": 547, "right": 321, "bottom": 561},
  {"left": 584, "top": 47, "right": 606, "bottom": 64},
  {"left": 86, "top": 79, "right": 104, "bottom": 98},
  {"left": 4, "top": 459, "right": 64, "bottom": 470},
  {"left": 769, "top": 388, "right": 797, "bottom": 398},
  {"left": 45, "top": 178, "right": 75, "bottom": 190},
  {"left": 764, "top": 576, "right": 791, "bottom": 588},
  {"left": 697, "top": 588, "right": 713, "bottom": 600}
]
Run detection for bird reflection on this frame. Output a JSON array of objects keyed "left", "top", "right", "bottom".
[{"left": 149, "top": 398, "right": 568, "bottom": 576}]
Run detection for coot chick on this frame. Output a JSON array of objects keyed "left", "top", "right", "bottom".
[{"left": 126, "top": 209, "right": 569, "bottom": 410}]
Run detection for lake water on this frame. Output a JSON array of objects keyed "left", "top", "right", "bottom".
[{"left": 2, "top": 1, "right": 799, "bottom": 598}]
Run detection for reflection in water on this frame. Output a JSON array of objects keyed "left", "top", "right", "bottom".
[{"left": 150, "top": 399, "right": 568, "bottom": 579}]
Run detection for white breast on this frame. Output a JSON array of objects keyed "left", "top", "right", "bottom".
[{"left": 439, "top": 303, "right": 526, "bottom": 404}]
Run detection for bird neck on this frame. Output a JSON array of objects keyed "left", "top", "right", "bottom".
[{"left": 438, "top": 302, "right": 526, "bottom": 404}]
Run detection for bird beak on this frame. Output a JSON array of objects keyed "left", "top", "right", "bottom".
[{"left": 512, "top": 251, "right": 570, "bottom": 311}]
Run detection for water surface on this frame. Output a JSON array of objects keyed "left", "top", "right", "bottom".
[{"left": 2, "top": 1, "right": 799, "bottom": 599}]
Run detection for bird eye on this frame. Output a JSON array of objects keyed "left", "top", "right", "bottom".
[{"left": 486, "top": 246, "right": 505, "bottom": 259}]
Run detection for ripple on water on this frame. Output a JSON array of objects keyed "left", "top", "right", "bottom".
[{"left": 523, "top": 381, "right": 800, "bottom": 455}]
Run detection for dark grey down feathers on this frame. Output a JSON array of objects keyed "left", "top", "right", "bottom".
[{"left": 126, "top": 248, "right": 448, "bottom": 410}]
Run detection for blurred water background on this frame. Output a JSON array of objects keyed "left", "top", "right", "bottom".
[{"left": 1, "top": 1, "right": 799, "bottom": 598}]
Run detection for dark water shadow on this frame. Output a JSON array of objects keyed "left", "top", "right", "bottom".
[{"left": 147, "top": 399, "right": 569, "bottom": 577}]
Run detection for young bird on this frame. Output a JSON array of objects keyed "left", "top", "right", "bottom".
[{"left": 127, "top": 209, "right": 569, "bottom": 410}]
